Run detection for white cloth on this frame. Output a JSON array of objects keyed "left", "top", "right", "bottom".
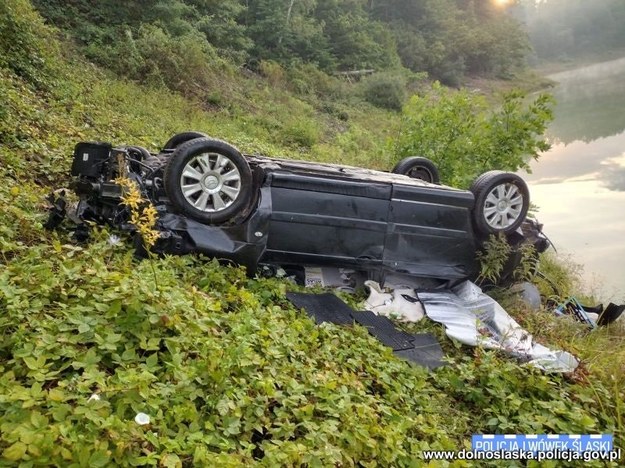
[{"left": 363, "top": 280, "right": 425, "bottom": 322}]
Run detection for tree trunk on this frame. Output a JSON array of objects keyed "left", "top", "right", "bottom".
[{"left": 279, "top": 0, "right": 297, "bottom": 45}]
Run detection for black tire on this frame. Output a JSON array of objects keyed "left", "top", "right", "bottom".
[
  {"left": 470, "top": 171, "right": 530, "bottom": 235},
  {"left": 392, "top": 156, "right": 440, "bottom": 184},
  {"left": 162, "top": 131, "right": 209, "bottom": 151},
  {"left": 125, "top": 146, "right": 151, "bottom": 161},
  {"left": 164, "top": 138, "right": 253, "bottom": 224},
  {"left": 469, "top": 170, "right": 505, "bottom": 192}
]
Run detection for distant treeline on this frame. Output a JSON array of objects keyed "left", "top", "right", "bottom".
[
  {"left": 33, "top": 0, "right": 529, "bottom": 86},
  {"left": 519, "top": 0, "right": 625, "bottom": 62}
]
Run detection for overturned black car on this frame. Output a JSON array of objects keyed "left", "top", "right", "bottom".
[{"left": 51, "top": 131, "right": 549, "bottom": 284}]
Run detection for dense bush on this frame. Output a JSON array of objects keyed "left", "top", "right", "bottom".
[
  {"left": 0, "top": 0, "right": 61, "bottom": 90},
  {"left": 32, "top": 0, "right": 531, "bottom": 91},
  {"left": 393, "top": 82, "right": 554, "bottom": 187},
  {"left": 281, "top": 120, "right": 320, "bottom": 148},
  {"left": 360, "top": 72, "right": 407, "bottom": 111}
]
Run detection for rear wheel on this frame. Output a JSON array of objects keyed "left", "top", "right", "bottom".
[
  {"left": 392, "top": 157, "right": 440, "bottom": 184},
  {"left": 163, "top": 138, "right": 253, "bottom": 224},
  {"left": 162, "top": 131, "right": 208, "bottom": 151},
  {"left": 470, "top": 171, "right": 530, "bottom": 235}
]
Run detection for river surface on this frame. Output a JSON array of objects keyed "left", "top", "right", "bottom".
[{"left": 523, "top": 57, "right": 625, "bottom": 302}]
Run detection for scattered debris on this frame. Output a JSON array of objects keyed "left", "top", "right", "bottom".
[
  {"left": 552, "top": 297, "right": 598, "bottom": 328},
  {"left": 549, "top": 298, "right": 625, "bottom": 328},
  {"left": 364, "top": 280, "right": 425, "bottom": 322},
  {"left": 418, "top": 281, "right": 578, "bottom": 373},
  {"left": 286, "top": 292, "right": 353, "bottom": 326},
  {"left": 134, "top": 413, "right": 151, "bottom": 425},
  {"left": 289, "top": 276, "right": 582, "bottom": 372},
  {"left": 350, "top": 310, "right": 415, "bottom": 351},
  {"left": 393, "top": 334, "right": 446, "bottom": 370},
  {"left": 597, "top": 303, "right": 625, "bottom": 326},
  {"left": 303, "top": 267, "right": 364, "bottom": 293},
  {"left": 87, "top": 393, "right": 101, "bottom": 402},
  {"left": 286, "top": 292, "right": 444, "bottom": 369},
  {"left": 509, "top": 282, "right": 542, "bottom": 310}
]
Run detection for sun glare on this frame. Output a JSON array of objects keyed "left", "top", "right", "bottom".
[{"left": 493, "top": 0, "right": 513, "bottom": 7}]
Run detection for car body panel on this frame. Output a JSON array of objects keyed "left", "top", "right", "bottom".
[
  {"left": 265, "top": 171, "right": 391, "bottom": 267},
  {"left": 384, "top": 185, "right": 477, "bottom": 279}
]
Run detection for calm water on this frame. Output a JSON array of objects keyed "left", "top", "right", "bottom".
[{"left": 523, "top": 57, "right": 625, "bottom": 302}]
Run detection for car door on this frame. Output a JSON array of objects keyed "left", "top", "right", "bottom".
[
  {"left": 264, "top": 171, "right": 391, "bottom": 268},
  {"left": 383, "top": 183, "right": 478, "bottom": 280}
]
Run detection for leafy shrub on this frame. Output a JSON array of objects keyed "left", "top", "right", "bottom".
[
  {"left": 134, "top": 25, "right": 227, "bottom": 97},
  {"left": 360, "top": 72, "right": 407, "bottom": 111},
  {"left": 281, "top": 121, "right": 320, "bottom": 149},
  {"left": 259, "top": 60, "right": 287, "bottom": 88},
  {"left": 0, "top": 0, "right": 61, "bottom": 90},
  {"left": 286, "top": 63, "right": 347, "bottom": 99},
  {"left": 80, "top": 24, "right": 229, "bottom": 99},
  {"left": 476, "top": 234, "right": 513, "bottom": 284},
  {"left": 394, "top": 82, "right": 554, "bottom": 187}
]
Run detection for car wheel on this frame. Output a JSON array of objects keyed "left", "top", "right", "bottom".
[
  {"left": 470, "top": 171, "right": 530, "bottom": 235},
  {"left": 125, "top": 146, "right": 151, "bottom": 161},
  {"left": 162, "top": 131, "right": 209, "bottom": 151},
  {"left": 392, "top": 156, "right": 440, "bottom": 184},
  {"left": 164, "top": 138, "right": 253, "bottom": 224}
]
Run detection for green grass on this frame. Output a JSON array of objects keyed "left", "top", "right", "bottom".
[{"left": 1, "top": 4, "right": 624, "bottom": 466}]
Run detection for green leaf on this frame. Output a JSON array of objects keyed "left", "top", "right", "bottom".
[
  {"left": 48, "top": 388, "right": 65, "bottom": 402},
  {"left": 145, "top": 352, "right": 158, "bottom": 368},
  {"left": 486, "top": 417, "right": 499, "bottom": 427},
  {"left": 160, "top": 453, "right": 182, "bottom": 468},
  {"left": 107, "top": 300, "right": 122, "bottom": 315},
  {"left": 2, "top": 441, "right": 27, "bottom": 461},
  {"left": 23, "top": 356, "right": 44, "bottom": 370},
  {"left": 89, "top": 450, "right": 110, "bottom": 467}
]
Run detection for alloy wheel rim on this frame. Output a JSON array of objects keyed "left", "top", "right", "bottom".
[
  {"left": 483, "top": 183, "right": 523, "bottom": 229},
  {"left": 179, "top": 152, "right": 241, "bottom": 212}
]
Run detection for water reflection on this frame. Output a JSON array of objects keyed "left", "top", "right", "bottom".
[
  {"left": 547, "top": 57, "right": 625, "bottom": 145},
  {"left": 524, "top": 57, "right": 625, "bottom": 301}
]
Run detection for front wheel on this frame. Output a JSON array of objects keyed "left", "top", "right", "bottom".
[
  {"left": 163, "top": 138, "right": 253, "bottom": 224},
  {"left": 470, "top": 171, "right": 530, "bottom": 235}
]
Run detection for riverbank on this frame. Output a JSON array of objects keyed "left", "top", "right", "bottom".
[
  {"left": 532, "top": 48, "right": 625, "bottom": 76},
  {"left": 462, "top": 70, "right": 555, "bottom": 103}
]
